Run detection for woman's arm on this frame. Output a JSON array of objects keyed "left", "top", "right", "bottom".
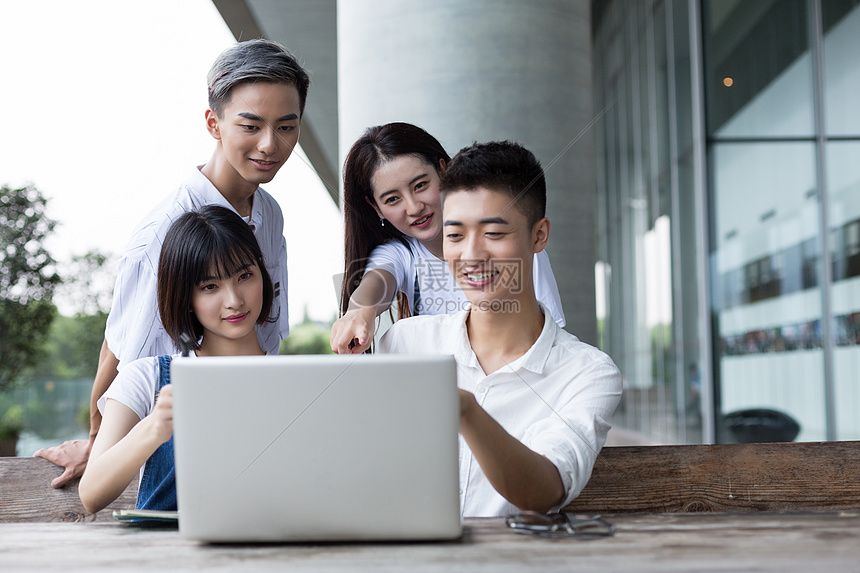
[
  {"left": 331, "top": 268, "right": 398, "bottom": 354},
  {"left": 78, "top": 386, "right": 173, "bottom": 514},
  {"left": 458, "top": 390, "right": 565, "bottom": 512}
]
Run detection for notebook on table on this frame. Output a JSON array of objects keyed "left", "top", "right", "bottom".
[{"left": 170, "top": 353, "right": 461, "bottom": 543}]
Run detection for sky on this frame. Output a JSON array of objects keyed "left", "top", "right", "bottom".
[{"left": 0, "top": 0, "right": 343, "bottom": 325}]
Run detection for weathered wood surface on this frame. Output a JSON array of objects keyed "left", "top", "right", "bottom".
[
  {"left": 4, "top": 441, "right": 860, "bottom": 523},
  {"left": 1, "top": 513, "right": 859, "bottom": 572},
  {"left": 0, "top": 457, "right": 137, "bottom": 523},
  {"left": 565, "top": 441, "right": 860, "bottom": 514}
]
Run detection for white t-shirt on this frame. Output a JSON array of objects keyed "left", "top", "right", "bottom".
[
  {"left": 105, "top": 167, "right": 289, "bottom": 368},
  {"left": 365, "top": 237, "right": 566, "bottom": 327},
  {"left": 98, "top": 353, "right": 184, "bottom": 487},
  {"left": 98, "top": 354, "right": 181, "bottom": 421},
  {"left": 378, "top": 305, "right": 622, "bottom": 518},
  {"left": 98, "top": 351, "right": 273, "bottom": 424}
]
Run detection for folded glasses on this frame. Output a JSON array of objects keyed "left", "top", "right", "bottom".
[{"left": 505, "top": 511, "right": 615, "bottom": 539}]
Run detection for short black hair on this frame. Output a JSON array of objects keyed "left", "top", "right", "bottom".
[
  {"left": 439, "top": 140, "right": 546, "bottom": 227},
  {"left": 157, "top": 205, "right": 274, "bottom": 350}
]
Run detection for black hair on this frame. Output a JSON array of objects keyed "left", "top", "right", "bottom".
[
  {"left": 440, "top": 140, "right": 546, "bottom": 227},
  {"left": 340, "top": 122, "right": 450, "bottom": 319},
  {"left": 157, "top": 205, "right": 274, "bottom": 350}
]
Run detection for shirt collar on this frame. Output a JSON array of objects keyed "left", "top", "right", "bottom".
[
  {"left": 453, "top": 308, "right": 480, "bottom": 369},
  {"left": 514, "top": 302, "right": 556, "bottom": 374},
  {"left": 189, "top": 166, "right": 262, "bottom": 228},
  {"left": 452, "top": 302, "right": 557, "bottom": 375}
]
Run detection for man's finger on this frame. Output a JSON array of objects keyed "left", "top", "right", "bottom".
[
  {"left": 34, "top": 448, "right": 59, "bottom": 464},
  {"left": 51, "top": 467, "right": 76, "bottom": 489}
]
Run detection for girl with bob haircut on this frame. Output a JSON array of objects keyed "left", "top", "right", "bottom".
[
  {"left": 331, "top": 122, "right": 565, "bottom": 355},
  {"left": 79, "top": 206, "right": 273, "bottom": 514}
]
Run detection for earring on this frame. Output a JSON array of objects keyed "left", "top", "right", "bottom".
[{"left": 380, "top": 216, "right": 385, "bottom": 227}]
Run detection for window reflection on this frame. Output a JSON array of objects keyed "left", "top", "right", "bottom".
[{"left": 594, "top": 0, "right": 860, "bottom": 444}]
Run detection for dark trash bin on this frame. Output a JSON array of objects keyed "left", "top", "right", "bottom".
[{"left": 724, "top": 408, "right": 800, "bottom": 443}]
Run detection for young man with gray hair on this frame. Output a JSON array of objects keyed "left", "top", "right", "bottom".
[{"left": 36, "top": 39, "right": 310, "bottom": 488}]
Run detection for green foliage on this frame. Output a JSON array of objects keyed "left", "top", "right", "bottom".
[
  {"left": 28, "top": 314, "right": 109, "bottom": 380},
  {"left": 60, "top": 250, "right": 114, "bottom": 316},
  {"left": 0, "top": 183, "right": 61, "bottom": 392},
  {"left": 0, "top": 299, "right": 57, "bottom": 391},
  {"left": 28, "top": 250, "right": 114, "bottom": 380},
  {"left": 279, "top": 321, "right": 334, "bottom": 355},
  {"left": 650, "top": 322, "right": 674, "bottom": 387},
  {"left": 0, "top": 404, "right": 24, "bottom": 440},
  {"left": 23, "top": 396, "right": 61, "bottom": 438},
  {"left": 76, "top": 403, "right": 90, "bottom": 431}
]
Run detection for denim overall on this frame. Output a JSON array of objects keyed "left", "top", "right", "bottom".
[
  {"left": 135, "top": 355, "right": 177, "bottom": 511},
  {"left": 412, "top": 271, "right": 421, "bottom": 316}
]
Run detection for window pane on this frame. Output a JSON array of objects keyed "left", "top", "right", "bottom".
[
  {"left": 822, "top": 0, "right": 860, "bottom": 136},
  {"left": 593, "top": 0, "right": 703, "bottom": 443},
  {"left": 704, "top": 0, "right": 813, "bottom": 138},
  {"left": 826, "top": 141, "right": 860, "bottom": 439},
  {"left": 711, "top": 142, "right": 826, "bottom": 442}
]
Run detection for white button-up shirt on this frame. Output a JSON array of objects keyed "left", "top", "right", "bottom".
[
  {"left": 379, "top": 305, "right": 622, "bottom": 517},
  {"left": 105, "top": 167, "right": 289, "bottom": 368}
]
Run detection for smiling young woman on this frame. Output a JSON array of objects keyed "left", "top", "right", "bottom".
[{"left": 330, "top": 123, "right": 566, "bottom": 355}]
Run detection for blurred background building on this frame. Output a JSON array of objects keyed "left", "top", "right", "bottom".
[{"left": 211, "top": 0, "right": 860, "bottom": 445}]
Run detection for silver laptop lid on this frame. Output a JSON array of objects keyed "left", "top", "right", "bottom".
[{"left": 172, "top": 353, "right": 461, "bottom": 542}]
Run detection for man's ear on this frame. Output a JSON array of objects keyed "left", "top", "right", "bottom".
[
  {"left": 532, "top": 217, "right": 550, "bottom": 253},
  {"left": 365, "top": 195, "right": 383, "bottom": 219},
  {"left": 205, "top": 109, "right": 221, "bottom": 140}
]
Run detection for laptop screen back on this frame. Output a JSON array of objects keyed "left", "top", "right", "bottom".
[{"left": 171, "top": 353, "right": 461, "bottom": 542}]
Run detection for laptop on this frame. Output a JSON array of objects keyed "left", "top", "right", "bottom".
[{"left": 170, "top": 353, "right": 462, "bottom": 542}]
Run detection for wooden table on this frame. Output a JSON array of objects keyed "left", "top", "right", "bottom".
[{"left": 3, "top": 512, "right": 859, "bottom": 572}]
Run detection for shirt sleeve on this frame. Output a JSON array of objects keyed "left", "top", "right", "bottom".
[
  {"left": 105, "top": 254, "right": 169, "bottom": 369},
  {"left": 276, "top": 231, "right": 289, "bottom": 338},
  {"left": 364, "top": 241, "right": 416, "bottom": 310},
  {"left": 256, "top": 230, "right": 289, "bottom": 354},
  {"left": 533, "top": 250, "right": 566, "bottom": 328},
  {"left": 98, "top": 357, "right": 160, "bottom": 420},
  {"left": 520, "top": 355, "right": 621, "bottom": 510},
  {"left": 377, "top": 320, "right": 405, "bottom": 354}
]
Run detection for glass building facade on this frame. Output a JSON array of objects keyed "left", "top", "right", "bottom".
[{"left": 593, "top": 0, "right": 860, "bottom": 443}]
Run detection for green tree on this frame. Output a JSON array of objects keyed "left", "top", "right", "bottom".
[
  {"left": 30, "top": 251, "right": 114, "bottom": 380},
  {"left": 279, "top": 321, "right": 334, "bottom": 355},
  {"left": 61, "top": 250, "right": 114, "bottom": 377},
  {"left": 60, "top": 250, "right": 114, "bottom": 316},
  {"left": 0, "top": 184, "right": 61, "bottom": 392}
]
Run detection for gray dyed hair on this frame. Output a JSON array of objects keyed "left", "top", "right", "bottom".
[{"left": 207, "top": 38, "right": 310, "bottom": 117}]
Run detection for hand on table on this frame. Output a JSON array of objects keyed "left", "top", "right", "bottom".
[{"left": 34, "top": 439, "right": 91, "bottom": 489}]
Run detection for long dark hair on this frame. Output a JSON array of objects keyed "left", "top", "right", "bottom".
[
  {"left": 158, "top": 205, "right": 274, "bottom": 351},
  {"left": 340, "top": 122, "right": 450, "bottom": 320}
]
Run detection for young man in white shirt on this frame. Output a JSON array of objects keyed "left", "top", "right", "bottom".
[
  {"left": 35, "top": 39, "right": 310, "bottom": 488},
  {"left": 379, "top": 141, "right": 622, "bottom": 517}
]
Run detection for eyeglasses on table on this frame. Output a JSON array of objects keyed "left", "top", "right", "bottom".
[{"left": 505, "top": 511, "right": 615, "bottom": 539}]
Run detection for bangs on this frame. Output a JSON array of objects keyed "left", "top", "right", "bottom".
[{"left": 190, "top": 234, "right": 259, "bottom": 284}]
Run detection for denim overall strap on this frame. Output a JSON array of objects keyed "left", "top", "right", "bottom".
[
  {"left": 412, "top": 269, "right": 421, "bottom": 316},
  {"left": 135, "top": 355, "right": 177, "bottom": 511}
]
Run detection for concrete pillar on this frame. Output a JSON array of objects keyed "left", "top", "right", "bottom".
[{"left": 338, "top": 0, "right": 597, "bottom": 343}]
